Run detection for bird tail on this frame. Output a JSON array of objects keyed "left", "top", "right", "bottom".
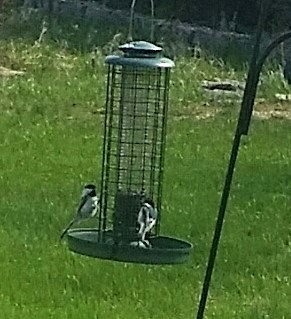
[{"left": 59, "top": 218, "right": 76, "bottom": 240}]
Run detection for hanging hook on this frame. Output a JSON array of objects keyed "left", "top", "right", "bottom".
[
  {"left": 127, "top": 0, "right": 155, "bottom": 42},
  {"left": 150, "top": 0, "right": 155, "bottom": 42},
  {"left": 128, "top": 0, "right": 137, "bottom": 42}
]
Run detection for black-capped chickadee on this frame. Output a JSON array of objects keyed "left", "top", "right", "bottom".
[
  {"left": 60, "top": 184, "right": 99, "bottom": 240},
  {"left": 137, "top": 198, "right": 158, "bottom": 245}
]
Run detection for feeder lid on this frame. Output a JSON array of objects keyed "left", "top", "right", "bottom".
[
  {"left": 119, "top": 41, "right": 162, "bottom": 56},
  {"left": 105, "top": 41, "right": 174, "bottom": 68}
]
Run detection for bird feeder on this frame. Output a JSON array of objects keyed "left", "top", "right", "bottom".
[{"left": 66, "top": 41, "right": 192, "bottom": 264}]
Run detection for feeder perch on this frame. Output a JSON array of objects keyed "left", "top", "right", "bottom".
[{"left": 66, "top": 41, "right": 193, "bottom": 264}]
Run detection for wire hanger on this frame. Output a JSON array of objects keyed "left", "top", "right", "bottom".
[{"left": 128, "top": 0, "right": 155, "bottom": 42}]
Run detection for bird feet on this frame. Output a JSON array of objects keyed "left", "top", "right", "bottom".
[{"left": 129, "top": 239, "right": 152, "bottom": 248}]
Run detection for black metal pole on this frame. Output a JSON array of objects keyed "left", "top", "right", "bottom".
[
  {"left": 195, "top": 131, "right": 241, "bottom": 319},
  {"left": 195, "top": 1, "right": 271, "bottom": 318},
  {"left": 195, "top": 23, "right": 291, "bottom": 319},
  {"left": 195, "top": 29, "right": 291, "bottom": 319}
]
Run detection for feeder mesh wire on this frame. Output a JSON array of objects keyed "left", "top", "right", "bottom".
[{"left": 101, "top": 65, "right": 169, "bottom": 232}]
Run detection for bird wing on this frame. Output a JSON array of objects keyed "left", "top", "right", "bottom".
[
  {"left": 76, "top": 194, "right": 88, "bottom": 214},
  {"left": 138, "top": 204, "right": 158, "bottom": 239},
  {"left": 143, "top": 203, "right": 158, "bottom": 220},
  {"left": 151, "top": 208, "right": 158, "bottom": 220},
  {"left": 137, "top": 206, "right": 146, "bottom": 224},
  {"left": 60, "top": 196, "right": 87, "bottom": 237}
]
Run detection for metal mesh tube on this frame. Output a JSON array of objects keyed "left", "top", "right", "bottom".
[{"left": 99, "top": 64, "right": 170, "bottom": 242}]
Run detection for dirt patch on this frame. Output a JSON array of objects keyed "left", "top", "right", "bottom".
[
  {"left": 173, "top": 98, "right": 291, "bottom": 121},
  {"left": 201, "top": 80, "right": 291, "bottom": 121},
  {"left": 0, "top": 66, "right": 25, "bottom": 77},
  {"left": 253, "top": 100, "right": 291, "bottom": 120}
]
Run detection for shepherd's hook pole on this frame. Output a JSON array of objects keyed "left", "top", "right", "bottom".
[
  {"left": 195, "top": 1, "right": 271, "bottom": 318},
  {"left": 196, "top": 30, "right": 291, "bottom": 318},
  {"left": 195, "top": 3, "right": 291, "bottom": 319}
]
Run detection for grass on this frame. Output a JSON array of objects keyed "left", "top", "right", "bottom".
[{"left": 0, "top": 8, "right": 291, "bottom": 319}]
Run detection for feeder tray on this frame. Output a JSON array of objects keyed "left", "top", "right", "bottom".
[{"left": 67, "top": 228, "right": 193, "bottom": 265}]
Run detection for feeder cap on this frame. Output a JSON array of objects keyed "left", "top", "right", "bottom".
[
  {"left": 119, "top": 41, "right": 162, "bottom": 57},
  {"left": 105, "top": 41, "right": 174, "bottom": 69}
]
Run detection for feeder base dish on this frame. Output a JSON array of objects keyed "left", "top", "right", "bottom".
[{"left": 66, "top": 228, "right": 193, "bottom": 265}]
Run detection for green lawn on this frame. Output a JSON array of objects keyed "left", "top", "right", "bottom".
[{"left": 0, "top": 11, "right": 291, "bottom": 319}]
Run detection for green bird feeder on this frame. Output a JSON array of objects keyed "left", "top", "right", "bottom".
[{"left": 66, "top": 41, "right": 193, "bottom": 264}]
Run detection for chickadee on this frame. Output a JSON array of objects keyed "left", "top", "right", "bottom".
[
  {"left": 60, "top": 184, "right": 98, "bottom": 240},
  {"left": 137, "top": 198, "right": 158, "bottom": 244}
]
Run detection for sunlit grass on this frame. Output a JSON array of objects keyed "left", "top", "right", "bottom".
[{"left": 0, "top": 9, "right": 291, "bottom": 319}]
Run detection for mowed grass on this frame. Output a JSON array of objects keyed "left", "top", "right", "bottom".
[{"left": 0, "top": 12, "right": 291, "bottom": 319}]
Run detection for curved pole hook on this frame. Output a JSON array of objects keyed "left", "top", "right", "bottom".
[{"left": 239, "top": 30, "right": 291, "bottom": 135}]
